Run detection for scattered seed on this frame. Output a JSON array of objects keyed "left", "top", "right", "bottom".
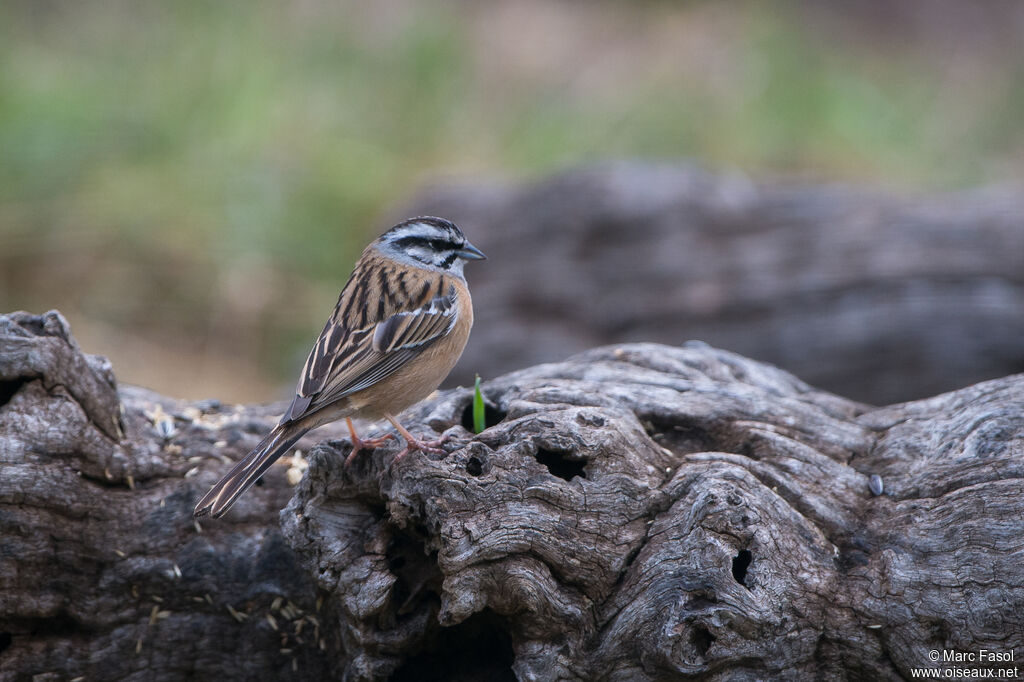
[
  {"left": 185, "top": 467, "right": 199, "bottom": 479},
  {"left": 204, "top": 594, "right": 213, "bottom": 605},
  {"left": 867, "top": 624, "right": 883, "bottom": 629},
  {"left": 157, "top": 610, "right": 171, "bottom": 620},
  {"left": 114, "top": 549, "right": 126, "bottom": 558},
  {"left": 869, "top": 474, "right": 884, "bottom": 496},
  {"left": 159, "top": 498, "right": 166, "bottom": 508},
  {"left": 266, "top": 614, "right": 279, "bottom": 631},
  {"left": 226, "top": 605, "right": 247, "bottom": 623},
  {"left": 194, "top": 519, "right": 202, "bottom": 534},
  {"left": 271, "top": 597, "right": 283, "bottom": 612},
  {"left": 151, "top": 596, "right": 163, "bottom": 603},
  {"left": 156, "top": 417, "right": 177, "bottom": 439},
  {"left": 149, "top": 605, "right": 160, "bottom": 626},
  {"left": 173, "top": 564, "right": 182, "bottom": 579},
  {"left": 126, "top": 475, "right": 135, "bottom": 490},
  {"left": 136, "top": 637, "right": 143, "bottom": 654},
  {"left": 292, "top": 659, "right": 298, "bottom": 672},
  {"left": 131, "top": 585, "right": 139, "bottom": 599},
  {"left": 214, "top": 440, "right": 227, "bottom": 448}
]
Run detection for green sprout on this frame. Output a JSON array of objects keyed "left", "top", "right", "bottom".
[{"left": 473, "top": 375, "right": 485, "bottom": 434}]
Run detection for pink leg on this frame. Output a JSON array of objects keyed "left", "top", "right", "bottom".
[
  {"left": 343, "top": 417, "right": 395, "bottom": 466},
  {"left": 387, "top": 414, "right": 449, "bottom": 463}
]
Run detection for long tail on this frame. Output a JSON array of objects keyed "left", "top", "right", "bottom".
[{"left": 193, "top": 424, "right": 308, "bottom": 519}]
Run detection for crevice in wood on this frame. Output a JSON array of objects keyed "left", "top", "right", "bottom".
[
  {"left": 465, "top": 454, "right": 484, "bottom": 477},
  {"left": 0, "top": 378, "right": 25, "bottom": 408},
  {"left": 459, "top": 397, "right": 507, "bottom": 433},
  {"left": 534, "top": 446, "right": 586, "bottom": 481},
  {"left": 644, "top": 418, "right": 717, "bottom": 456},
  {"left": 690, "top": 624, "right": 716, "bottom": 656},
  {"left": 390, "top": 610, "right": 516, "bottom": 682},
  {"left": 732, "top": 549, "right": 752, "bottom": 588}
]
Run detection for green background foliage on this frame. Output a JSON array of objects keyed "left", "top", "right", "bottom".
[{"left": 2, "top": 0, "right": 1021, "bottom": 399}]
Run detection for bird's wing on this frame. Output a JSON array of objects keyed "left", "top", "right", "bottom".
[{"left": 282, "top": 282, "right": 459, "bottom": 423}]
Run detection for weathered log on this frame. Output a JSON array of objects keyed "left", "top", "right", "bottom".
[
  {"left": 399, "top": 162, "right": 1024, "bottom": 405},
  {"left": 2, "top": 310, "right": 1023, "bottom": 681},
  {"left": 0, "top": 311, "right": 343, "bottom": 681}
]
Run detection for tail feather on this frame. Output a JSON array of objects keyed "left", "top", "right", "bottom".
[{"left": 193, "top": 424, "right": 307, "bottom": 518}]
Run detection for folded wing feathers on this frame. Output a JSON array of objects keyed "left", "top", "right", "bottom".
[
  {"left": 291, "top": 287, "right": 458, "bottom": 416},
  {"left": 372, "top": 288, "right": 456, "bottom": 353}
]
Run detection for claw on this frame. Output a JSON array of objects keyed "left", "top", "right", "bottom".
[
  {"left": 392, "top": 432, "right": 450, "bottom": 462},
  {"left": 343, "top": 418, "right": 395, "bottom": 466},
  {"left": 386, "top": 414, "right": 450, "bottom": 465}
]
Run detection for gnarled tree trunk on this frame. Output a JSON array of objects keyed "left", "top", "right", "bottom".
[{"left": 2, "top": 310, "right": 1022, "bottom": 681}]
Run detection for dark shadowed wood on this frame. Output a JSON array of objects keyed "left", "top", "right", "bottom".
[
  {"left": 399, "top": 163, "right": 1024, "bottom": 404},
  {"left": 2, "top": 310, "right": 1022, "bottom": 681}
]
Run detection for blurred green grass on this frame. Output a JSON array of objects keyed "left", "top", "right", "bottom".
[{"left": 1, "top": 0, "right": 1022, "bottom": 399}]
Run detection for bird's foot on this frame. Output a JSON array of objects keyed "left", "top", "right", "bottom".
[
  {"left": 342, "top": 430, "right": 393, "bottom": 466},
  {"left": 393, "top": 432, "right": 450, "bottom": 463}
]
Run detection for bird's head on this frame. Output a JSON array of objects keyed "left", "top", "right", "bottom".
[{"left": 376, "top": 216, "right": 486, "bottom": 277}]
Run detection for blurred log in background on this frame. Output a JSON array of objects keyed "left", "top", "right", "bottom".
[{"left": 402, "top": 163, "right": 1024, "bottom": 405}]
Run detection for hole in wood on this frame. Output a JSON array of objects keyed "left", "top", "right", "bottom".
[
  {"left": 460, "top": 399, "right": 507, "bottom": 433},
  {"left": 535, "top": 448, "right": 586, "bottom": 481},
  {"left": 0, "top": 379, "right": 25, "bottom": 408},
  {"left": 643, "top": 418, "right": 715, "bottom": 455},
  {"left": 691, "top": 625, "right": 716, "bottom": 656},
  {"left": 387, "top": 530, "right": 442, "bottom": 616},
  {"left": 732, "top": 549, "right": 752, "bottom": 588},
  {"left": 466, "top": 455, "right": 484, "bottom": 477},
  {"left": 391, "top": 609, "right": 515, "bottom": 682}
]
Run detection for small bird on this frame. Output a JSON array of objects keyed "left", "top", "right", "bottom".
[{"left": 194, "top": 217, "right": 485, "bottom": 518}]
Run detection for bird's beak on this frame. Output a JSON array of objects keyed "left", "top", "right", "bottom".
[{"left": 456, "top": 241, "right": 487, "bottom": 260}]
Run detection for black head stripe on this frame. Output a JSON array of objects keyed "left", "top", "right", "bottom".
[{"left": 381, "top": 217, "right": 465, "bottom": 245}]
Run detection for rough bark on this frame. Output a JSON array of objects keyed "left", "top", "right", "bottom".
[
  {"left": 0, "top": 311, "right": 345, "bottom": 681},
  {"left": 398, "top": 162, "right": 1024, "bottom": 405},
  {"left": 3, "top": 310, "right": 1023, "bottom": 681}
]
